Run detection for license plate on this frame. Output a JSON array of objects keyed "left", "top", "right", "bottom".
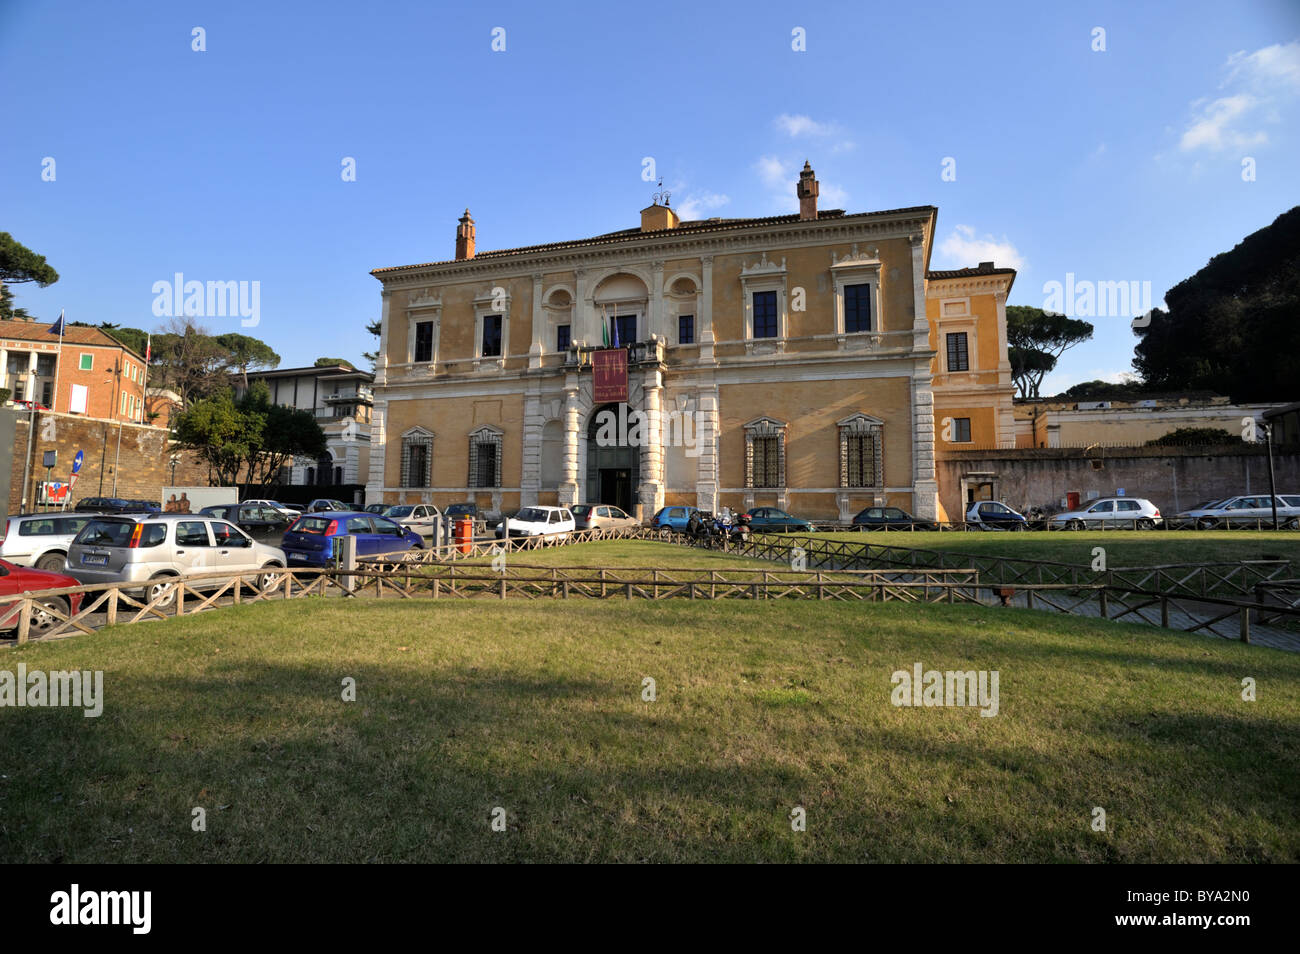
[
  {"left": 289, "top": 553, "right": 307, "bottom": 561},
  {"left": 81, "top": 554, "right": 108, "bottom": 566}
]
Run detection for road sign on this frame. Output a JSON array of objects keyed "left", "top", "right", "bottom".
[
  {"left": 43, "top": 450, "right": 57, "bottom": 468},
  {"left": 72, "top": 450, "right": 84, "bottom": 474}
]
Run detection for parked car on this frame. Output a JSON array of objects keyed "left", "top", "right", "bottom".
[
  {"left": 445, "top": 503, "right": 478, "bottom": 519},
  {"left": 851, "top": 506, "right": 938, "bottom": 531},
  {"left": 362, "top": 503, "right": 388, "bottom": 514},
  {"left": 382, "top": 504, "right": 443, "bottom": 539},
  {"left": 745, "top": 507, "right": 816, "bottom": 534},
  {"left": 75, "top": 497, "right": 144, "bottom": 514},
  {"left": 1176, "top": 494, "right": 1300, "bottom": 530},
  {"left": 0, "top": 558, "right": 84, "bottom": 637},
  {"left": 572, "top": 504, "right": 639, "bottom": 532},
  {"left": 965, "top": 500, "right": 1028, "bottom": 530},
  {"left": 1049, "top": 497, "right": 1163, "bottom": 531},
  {"left": 494, "top": 506, "right": 575, "bottom": 540},
  {"left": 280, "top": 512, "right": 424, "bottom": 567},
  {"left": 306, "top": 498, "right": 350, "bottom": 513},
  {"left": 242, "top": 498, "right": 303, "bottom": 518},
  {"left": 12, "top": 399, "right": 50, "bottom": 412},
  {"left": 199, "top": 503, "right": 296, "bottom": 545},
  {"left": 64, "top": 514, "right": 287, "bottom": 607},
  {"left": 650, "top": 505, "right": 699, "bottom": 532},
  {"left": 0, "top": 513, "right": 94, "bottom": 571}
]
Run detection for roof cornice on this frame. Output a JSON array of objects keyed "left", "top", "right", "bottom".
[{"left": 371, "top": 207, "right": 938, "bottom": 287}]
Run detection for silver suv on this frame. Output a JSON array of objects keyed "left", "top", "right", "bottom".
[
  {"left": 0, "top": 513, "right": 94, "bottom": 571},
  {"left": 65, "top": 514, "right": 287, "bottom": 607}
]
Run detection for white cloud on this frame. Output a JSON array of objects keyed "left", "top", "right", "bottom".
[
  {"left": 1179, "top": 41, "right": 1300, "bottom": 152},
  {"left": 754, "top": 155, "right": 791, "bottom": 190},
  {"left": 775, "top": 113, "right": 834, "bottom": 137},
  {"left": 675, "top": 191, "right": 730, "bottom": 220},
  {"left": 819, "top": 182, "right": 849, "bottom": 207},
  {"left": 937, "top": 224, "right": 1024, "bottom": 270}
]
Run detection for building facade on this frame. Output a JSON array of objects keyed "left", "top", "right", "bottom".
[
  {"left": 236, "top": 364, "right": 374, "bottom": 487},
  {"left": 0, "top": 319, "right": 148, "bottom": 423},
  {"left": 367, "top": 164, "right": 1015, "bottom": 521}
]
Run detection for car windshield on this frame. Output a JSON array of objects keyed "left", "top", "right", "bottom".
[
  {"left": 385, "top": 506, "right": 414, "bottom": 518},
  {"left": 513, "top": 508, "right": 549, "bottom": 523},
  {"left": 572, "top": 506, "right": 592, "bottom": 516},
  {"left": 74, "top": 519, "right": 135, "bottom": 547}
]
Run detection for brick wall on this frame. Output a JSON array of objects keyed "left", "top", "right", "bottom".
[{"left": 4, "top": 409, "right": 210, "bottom": 518}]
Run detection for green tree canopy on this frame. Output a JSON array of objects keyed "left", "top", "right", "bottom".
[
  {"left": 1006, "top": 306, "right": 1094, "bottom": 400},
  {"left": 313, "top": 357, "right": 354, "bottom": 369},
  {"left": 173, "top": 382, "right": 326, "bottom": 488},
  {"left": 0, "top": 232, "right": 59, "bottom": 287},
  {"left": 1146, "top": 427, "right": 1242, "bottom": 447},
  {"left": 215, "top": 332, "right": 281, "bottom": 388},
  {"left": 1133, "top": 205, "right": 1300, "bottom": 401}
]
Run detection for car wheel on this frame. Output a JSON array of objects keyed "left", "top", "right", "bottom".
[
  {"left": 1136, "top": 518, "right": 1155, "bottom": 531},
  {"left": 257, "top": 564, "right": 283, "bottom": 591},
  {"left": 1197, "top": 518, "right": 1220, "bottom": 531},
  {"left": 36, "top": 552, "right": 67, "bottom": 573},
  {"left": 145, "top": 574, "right": 179, "bottom": 608},
  {"left": 1068, "top": 519, "right": 1085, "bottom": 531},
  {"left": 1282, "top": 516, "right": 1299, "bottom": 531},
  {"left": 1012, "top": 522, "right": 1026, "bottom": 531},
  {"left": 29, "top": 597, "right": 70, "bottom": 635}
]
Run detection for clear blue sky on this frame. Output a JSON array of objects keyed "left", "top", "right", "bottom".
[{"left": 3, "top": 0, "right": 1298, "bottom": 392}]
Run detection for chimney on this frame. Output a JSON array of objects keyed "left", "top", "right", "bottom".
[
  {"left": 455, "top": 209, "right": 476, "bottom": 260},
  {"left": 797, "top": 160, "right": 819, "bottom": 220}
]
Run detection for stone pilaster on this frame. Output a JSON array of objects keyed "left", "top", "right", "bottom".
[
  {"left": 699, "top": 255, "right": 715, "bottom": 362},
  {"left": 559, "top": 380, "right": 581, "bottom": 506},
  {"left": 520, "top": 379, "right": 543, "bottom": 506},
  {"left": 694, "top": 383, "right": 719, "bottom": 512},
  {"left": 638, "top": 368, "right": 664, "bottom": 518},
  {"left": 528, "top": 273, "right": 544, "bottom": 369}
]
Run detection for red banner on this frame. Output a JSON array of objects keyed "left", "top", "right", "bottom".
[{"left": 592, "top": 348, "right": 628, "bottom": 403}]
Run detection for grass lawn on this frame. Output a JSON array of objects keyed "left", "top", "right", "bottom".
[
  {"left": 459, "top": 538, "right": 775, "bottom": 571},
  {"left": 2, "top": 596, "right": 1297, "bottom": 862},
  {"left": 808, "top": 530, "right": 1300, "bottom": 568}
]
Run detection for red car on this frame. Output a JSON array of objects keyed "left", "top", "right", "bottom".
[{"left": 0, "top": 559, "right": 83, "bottom": 637}]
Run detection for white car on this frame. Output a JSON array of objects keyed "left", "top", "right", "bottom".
[
  {"left": 0, "top": 513, "right": 95, "bottom": 571},
  {"left": 1177, "top": 494, "right": 1300, "bottom": 530},
  {"left": 1050, "top": 497, "right": 1163, "bottom": 530},
  {"left": 242, "top": 499, "right": 302, "bottom": 518},
  {"left": 383, "top": 503, "right": 443, "bottom": 539},
  {"left": 494, "top": 506, "right": 575, "bottom": 540}
]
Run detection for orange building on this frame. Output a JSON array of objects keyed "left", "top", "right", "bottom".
[{"left": 0, "top": 320, "right": 148, "bottom": 423}]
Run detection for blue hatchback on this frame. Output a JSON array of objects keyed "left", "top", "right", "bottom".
[
  {"left": 280, "top": 511, "right": 424, "bottom": 567},
  {"left": 651, "top": 505, "right": 699, "bottom": 531}
]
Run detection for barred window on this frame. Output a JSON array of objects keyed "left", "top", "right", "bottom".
[
  {"left": 400, "top": 429, "right": 434, "bottom": 488},
  {"left": 752, "top": 437, "right": 780, "bottom": 488},
  {"left": 838, "top": 414, "right": 883, "bottom": 489},
  {"left": 744, "top": 417, "right": 787, "bottom": 489},
  {"left": 946, "top": 332, "right": 969, "bottom": 372},
  {"left": 468, "top": 427, "right": 503, "bottom": 488},
  {"left": 845, "top": 434, "right": 876, "bottom": 487},
  {"left": 678, "top": 315, "right": 695, "bottom": 345}
]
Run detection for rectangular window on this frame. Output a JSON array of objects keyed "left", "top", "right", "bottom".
[
  {"left": 41, "top": 381, "right": 52, "bottom": 406},
  {"left": 846, "top": 434, "right": 876, "bottom": 487},
  {"left": 844, "top": 284, "right": 872, "bottom": 333},
  {"left": 414, "top": 321, "right": 434, "bottom": 362},
  {"left": 615, "top": 314, "right": 636, "bottom": 346},
  {"left": 121, "top": 392, "right": 128, "bottom": 414},
  {"left": 36, "top": 354, "right": 55, "bottom": 376},
  {"left": 482, "top": 315, "right": 503, "bottom": 357},
  {"left": 402, "top": 440, "right": 430, "bottom": 487},
  {"left": 678, "top": 315, "right": 695, "bottom": 345},
  {"left": 474, "top": 442, "right": 499, "bottom": 487},
  {"left": 946, "top": 332, "right": 970, "bottom": 372},
  {"left": 79, "top": 353, "right": 93, "bottom": 371},
  {"left": 556, "top": 324, "right": 571, "bottom": 352},
  {"left": 952, "top": 417, "right": 972, "bottom": 443},
  {"left": 752, "top": 291, "right": 778, "bottom": 339},
  {"left": 752, "top": 436, "right": 780, "bottom": 487}
]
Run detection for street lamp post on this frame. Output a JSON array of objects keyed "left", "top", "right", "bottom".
[{"left": 1262, "top": 423, "right": 1278, "bottom": 531}]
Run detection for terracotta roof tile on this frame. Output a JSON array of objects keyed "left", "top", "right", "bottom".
[{"left": 0, "top": 320, "right": 143, "bottom": 357}]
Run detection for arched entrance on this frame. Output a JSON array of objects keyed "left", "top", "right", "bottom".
[{"left": 586, "top": 403, "right": 639, "bottom": 512}]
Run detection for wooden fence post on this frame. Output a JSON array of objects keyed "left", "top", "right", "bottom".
[
  {"left": 16, "top": 599, "right": 31, "bottom": 644},
  {"left": 1240, "top": 607, "right": 1250, "bottom": 643}
]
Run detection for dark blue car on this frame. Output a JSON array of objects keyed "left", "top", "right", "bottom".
[{"left": 280, "top": 511, "right": 424, "bottom": 567}]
